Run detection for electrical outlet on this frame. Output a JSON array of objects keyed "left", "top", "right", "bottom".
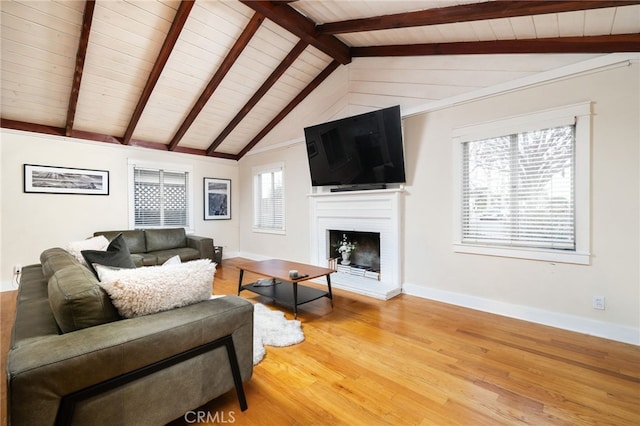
[
  {"left": 593, "top": 295, "right": 605, "bottom": 310},
  {"left": 14, "top": 264, "right": 22, "bottom": 275}
]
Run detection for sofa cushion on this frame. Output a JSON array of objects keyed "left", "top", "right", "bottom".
[
  {"left": 145, "top": 228, "right": 186, "bottom": 252},
  {"left": 138, "top": 252, "right": 159, "bottom": 266},
  {"left": 95, "top": 259, "right": 215, "bottom": 318},
  {"left": 11, "top": 265, "right": 61, "bottom": 348},
  {"left": 48, "top": 265, "right": 121, "bottom": 333},
  {"left": 154, "top": 247, "right": 200, "bottom": 265},
  {"left": 82, "top": 233, "right": 136, "bottom": 278},
  {"left": 131, "top": 253, "right": 145, "bottom": 267},
  {"left": 94, "top": 230, "right": 146, "bottom": 254}
]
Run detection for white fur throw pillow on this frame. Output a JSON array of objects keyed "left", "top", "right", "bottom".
[
  {"left": 66, "top": 235, "right": 109, "bottom": 265},
  {"left": 95, "top": 259, "right": 215, "bottom": 318},
  {"left": 163, "top": 255, "right": 182, "bottom": 265}
]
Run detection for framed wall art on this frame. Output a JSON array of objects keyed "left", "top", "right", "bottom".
[
  {"left": 204, "top": 177, "right": 231, "bottom": 220},
  {"left": 23, "top": 164, "right": 109, "bottom": 195}
]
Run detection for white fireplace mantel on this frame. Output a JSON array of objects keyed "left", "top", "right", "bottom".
[{"left": 308, "top": 188, "right": 404, "bottom": 299}]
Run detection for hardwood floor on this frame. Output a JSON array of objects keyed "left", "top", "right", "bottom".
[{"left": 3, "top": 258, "right": 639, "bottom": 425}]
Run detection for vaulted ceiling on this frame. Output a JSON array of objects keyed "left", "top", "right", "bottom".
[{"left": 2, "top": 0, "right": 639, "bottom": 160}]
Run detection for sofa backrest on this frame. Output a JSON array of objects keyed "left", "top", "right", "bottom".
[
  {"left": 94, "top": 229, "right": 187, "bottom": 253},
  {"left": 145, "top": 228, "right": 186, "bottom": 252},
  {"left": 94, "top": 230, "right": 146, "bottom": 254}
]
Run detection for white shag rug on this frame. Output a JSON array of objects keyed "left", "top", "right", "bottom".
[{"left": 253, "top": 303, "right": 304, "bottom": 365}]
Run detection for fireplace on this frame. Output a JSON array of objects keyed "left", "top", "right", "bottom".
[{"left": 308, "top": 189, "right": 403, "bottom": 299}]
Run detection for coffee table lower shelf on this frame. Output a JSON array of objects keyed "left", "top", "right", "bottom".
[{"left": 240, "top": 281, "right": 330, "bottom": 318}]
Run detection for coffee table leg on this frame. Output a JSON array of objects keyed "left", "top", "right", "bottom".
[
  {"left": 326, "top": 274, "right": 334, "bottom": 307},
  {"left": 293, "top": 282, "right": 298, "bottom": 319},
  {"left": 237, "top": 269, "right": 244, "bottom": 295}
]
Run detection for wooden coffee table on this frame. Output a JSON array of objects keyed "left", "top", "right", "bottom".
[{"left": 237, "top": 259, "right": 335, "bottom": 319}]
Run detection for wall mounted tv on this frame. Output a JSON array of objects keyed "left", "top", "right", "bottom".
[{"left": 304, "top": 105, "right": 406, "bottom": 190}]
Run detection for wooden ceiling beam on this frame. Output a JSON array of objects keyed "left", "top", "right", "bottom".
[
  {"left": 122, "top": 0, "right": 195, "bottom": 145},
  {"left": 3, "top": 119, "right": 68, "bottom": 138},
  {"left": 239, "top": 0, "right": 351, "bottom": 65},
  {"left": 206, "top": 40, "right": 309, "bottom": 155},
  {"left": 318, "top": 1, "right": 640, "bottom": 34},
  {"left": 65, "top": 0, "right": 95, "bottom": 137},
  {"left": 1, "top": 119, "right": 236, "bottom": 160},
  {"left": 352, "top": 34, "right": 640, "bottom": 57},
  {"left": 236, "top": 60, "right": 341, "bottom": 159},
  {"left": 167, "top": 12, "right": 265, "bottom": 151}
]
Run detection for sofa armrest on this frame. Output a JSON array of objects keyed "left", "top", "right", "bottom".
[
  {"left": 7, "top": 296, "right": 253, "bottom": 421},
  {"left": 186, "top": 235, "right": 214, "bottom": 260}
]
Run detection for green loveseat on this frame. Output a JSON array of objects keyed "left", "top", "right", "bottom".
[{"left": 6, "top": 247, "right": 253, "bottom": 425}]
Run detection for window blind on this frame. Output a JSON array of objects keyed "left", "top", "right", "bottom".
[
  {"left": 133, "top": 167, "right": 189, "bottom": 228},
  {"left": 254, "top": 167, "right": 284, "bottom": 231},
  {"left": 462, "top": 125, "right": 575, "bottom": 250}
]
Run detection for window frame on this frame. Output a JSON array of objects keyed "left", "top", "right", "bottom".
[
  {"left": 128, "top": 159, "right": 194, "bottom": 234},
  {"left": 252, "top": 162, "right": 285, "bottom": 235},
  {"left": 452, "top": 102, "right": 591, "bottom": 264}
]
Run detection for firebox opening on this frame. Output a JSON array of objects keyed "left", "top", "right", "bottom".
[{"left": 328, "top": 230, "right": 381, "bottom": 274}]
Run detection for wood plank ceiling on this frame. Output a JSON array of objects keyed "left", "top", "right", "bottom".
[{"left": 2, "top": 0, "right": 639, "bottom": 160}]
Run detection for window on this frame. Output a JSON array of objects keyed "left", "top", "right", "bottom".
[
  {"left": 128, "top": 160, "right": 193, "bottom": 232},
  {"left": 463, "top": 125, "right": 575, "bottom": 249},
  {"left": 253, "top": 163, "right": 284, "bottom": 233},
  {"left": 453, "top": 103, "right": 591, "bottom": 264}
]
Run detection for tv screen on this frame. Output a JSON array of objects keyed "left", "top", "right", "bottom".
[{"left": 304, "top": 105, "right": 406, "bottom": 187}]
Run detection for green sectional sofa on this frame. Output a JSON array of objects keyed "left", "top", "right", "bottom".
[
  {"left": 6, "top": 246, "right": 253, "bottom": 425},
  {"left": 94, "top": 228, "right": 214, "bottom": 266}
]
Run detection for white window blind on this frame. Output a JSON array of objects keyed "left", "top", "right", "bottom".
[
  {"left": 133, "top": 167, "right": 189, "bottom": 229},
  {"left": 253, "top": 164, "right": 284, "bottom": 232},
  {"left": 462, "top": 125, "right": 575, "bottom": 250}
]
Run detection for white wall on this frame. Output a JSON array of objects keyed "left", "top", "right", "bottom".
[
  {"left": 401, "top": 62, "right": 639, "bottom": 344},
  {"left": 0, "top": 131, "right": 239, "bottom": 290},
  {"left": 238, "top": 62, "right": 639, "bottom": 344},
  {"left": 237, "top": 142, "right": 312, "bottom": 263}
]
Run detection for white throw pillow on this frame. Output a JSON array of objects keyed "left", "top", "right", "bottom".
[
  {"left": 163, "top": 255, "right": 182, "bottom": 266},
  {"left": 95, "top": 259, "right": 215, "bottom": 318},
  {"left": 66, "top": 235, "right": 109, "bottom": 264}
]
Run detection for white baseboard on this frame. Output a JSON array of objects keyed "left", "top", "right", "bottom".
[
  {"left": 403, "top": 282, "right": 639, "bottom": 346},
  {"left": 2, "top": 279, "right": 18, "bottom": 292},
  {"left": 236, "top": 251, "right": 276, "bottom": 261},
  {"left": 219, "top": 250, "right": 240, "bottom": 260}
]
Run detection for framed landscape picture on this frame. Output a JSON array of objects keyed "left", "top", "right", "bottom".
[
  {"left": 23, "top": 164, "right": 109, "bottom": 195},
  {"left": 204, "top": 178, "right": 231, "bottom": 220}
]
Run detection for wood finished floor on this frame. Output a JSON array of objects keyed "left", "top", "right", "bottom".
[{"left": 3, "top": 258, "right": 639, "bottom": 425}]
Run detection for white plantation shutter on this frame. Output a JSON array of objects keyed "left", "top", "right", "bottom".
[
  {"left": 253, "top": 164, "right": 284, "bottom": 232},
  {"left": 462, "top": 125, "right": 575, "bottom": 250},
  {"left": 132, "top": 166, "right": 190, "bottom": 229}
]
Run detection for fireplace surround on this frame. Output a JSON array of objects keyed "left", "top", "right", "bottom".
[{"left": 309, "top": 188, "right": 404, "bottom": 299}]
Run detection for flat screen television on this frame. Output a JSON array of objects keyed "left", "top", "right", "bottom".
[{"left": 304, "top": 105, "right": 406, "bottom": 188}]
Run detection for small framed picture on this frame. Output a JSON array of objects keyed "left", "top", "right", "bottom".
[
  {"left": 23, "top": 164, "right": 109, "bottom": 195},
  {"left": 204, "top": 178, "right": 231, "bottom": 220}
]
